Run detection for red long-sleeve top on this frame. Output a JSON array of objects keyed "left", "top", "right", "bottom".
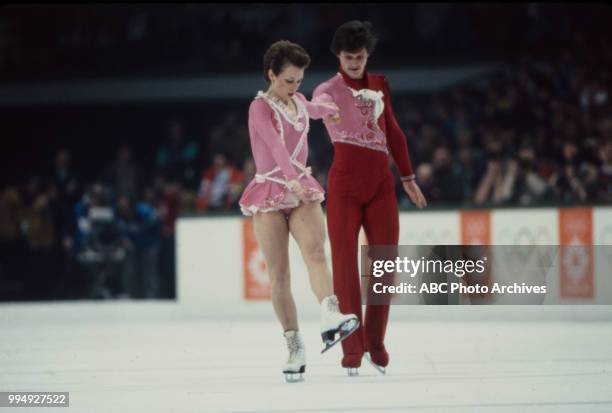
[{"left": 337, "top": 66, "right": 415, "bottom": 179}]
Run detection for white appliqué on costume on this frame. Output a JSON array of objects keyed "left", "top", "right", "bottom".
[
  {"left": 253, "top": 91, "right": 312, "bottom": 185},
  {"left": 348, "top": 87, "right": 385, "bottom": 121},
  {"left": 257, "top": 91, "right": 306, "bottom": 133}
]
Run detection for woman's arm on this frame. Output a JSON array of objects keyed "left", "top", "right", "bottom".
[
  {"left": 296, "top": 92, "right": 339, "bottom": 120},
  {"left": 249, "top": 100, "right": 299, "bottom": 181}
]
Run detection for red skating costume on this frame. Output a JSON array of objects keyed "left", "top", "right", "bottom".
[{"left": 313, "top": 67, "right": 415, "bottom": 369}]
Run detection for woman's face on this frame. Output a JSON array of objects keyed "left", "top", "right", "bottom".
[
  {"left": 338, "top": 48, "right": 369, "bottom": 79},
  {"left": 268, "top": 64, "right": 304, "bottom": 102}
]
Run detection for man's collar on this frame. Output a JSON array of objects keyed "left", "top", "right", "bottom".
[{"left": 338, "top": 65, "right": 368, "bottom": 90}]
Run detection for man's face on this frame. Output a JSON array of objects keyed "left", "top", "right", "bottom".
[{"left": 338, "top": 48, "right": 369, "bottom": 80}]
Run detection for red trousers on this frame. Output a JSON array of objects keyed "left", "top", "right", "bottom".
[{"left": 326, "top": 143, "right": 399, "bottom": 368}]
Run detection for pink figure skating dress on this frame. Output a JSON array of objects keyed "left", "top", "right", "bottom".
[{"left": 239, "top": 91, "right": 338, "bottom": 216}]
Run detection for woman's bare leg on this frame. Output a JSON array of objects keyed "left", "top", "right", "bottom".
[
  {"left": 253, "top": 211, "right": 298, "bottom": 331},
  {"left": 288, "top": 201, "right": 333, "bottom": 303}
]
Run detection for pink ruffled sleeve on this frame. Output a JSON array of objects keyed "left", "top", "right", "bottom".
[
  {"left": 249, "top": 100, "right": 299, "bottom": 181},
  {"left": 312, "top": 84, "right": 334, "bottom": 104},
  {"left": 296, "top": 92, "right": 338, "bottom": 120}
]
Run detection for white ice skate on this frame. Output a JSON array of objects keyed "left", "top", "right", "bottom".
[
  {"left": 283, "top": 330, "right": 305, "bottom": 383},
  {"left": 320, "top": 295, "right": 359, "bottom": 354},
  {"left": 364, "top": 351, "right": 386, "bottom": 375}
]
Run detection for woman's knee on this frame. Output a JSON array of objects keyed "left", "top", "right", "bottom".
[
  {"left": 302, "top": 238, "right": 327, "bottom": 263},
  {"left": 268, "top": 266, "right": 291, "bottom": 290}
]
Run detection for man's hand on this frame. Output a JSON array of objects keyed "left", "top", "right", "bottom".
[{"left": 402, "top": 180, "right": 427, "bottom": 208}]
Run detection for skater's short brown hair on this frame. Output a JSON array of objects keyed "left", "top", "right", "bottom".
[
  {"left": 263, "top": 40, "right": 311, "bottom": 83},
  {"left": 330, "top": 20, "right": 378, "bottom": 55}
]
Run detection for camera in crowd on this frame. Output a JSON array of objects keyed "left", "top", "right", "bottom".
[
  {"left": 77, "top": 205, "right": 126, "bottom": 265},
  {"left": 75, "top": 183, "right": 126, "bottom": 298}
]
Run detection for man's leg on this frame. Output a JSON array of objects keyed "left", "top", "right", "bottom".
[
  {"left": 326, "top": 190, "right": 365, "bottom": 367},
  {"left": 362, "top": 172, "right": 399, "bottom": 367}
]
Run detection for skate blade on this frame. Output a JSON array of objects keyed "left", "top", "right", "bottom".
[
  {"left": 321, "top": 318, "right": 360, "bottom": 354},
  {"left": 284, "top": 373, "right": 304, "bottom": 383},
  {"left": 340, "top": 317, "right": 358, "bottom": 332},
  {"left": 283, "top": 365, "right": 305, "bottom": 383},
  {"left": 364, "top": 352, "right": 386, "bottom": 375},
  {"left": 346, "top": 367, "right": 359, "bottom": 377},
  {"left": 282, "top": 365, "right": 305, "bottom": 374}
]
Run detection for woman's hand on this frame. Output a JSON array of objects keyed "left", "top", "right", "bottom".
[
  {"left": 324, "top": 113, "right": 341, "bottom": 124},
  {"left": 320, "top": 102, "right": 341, "bottom": 124},
  {"left": 287, "top": 179, "right": 308, "bottom": 203}
]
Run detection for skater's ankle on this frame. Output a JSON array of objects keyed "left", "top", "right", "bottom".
[
  {"left": 341, "top": 353, "right": 363, "bottom": 368},
  {"left": 321, "top": 294, "right": 337, "bottom": 302},
  {"left": 365, "top": 342, "right": 386, "bottom": 353},
  {"left": 320, "top": 294, "right": 339, "bottom": 310},
  {"left": 367, "top": 348, "right": 389, "bottom": 367}
]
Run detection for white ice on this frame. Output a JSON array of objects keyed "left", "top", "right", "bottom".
[{"left": 1, "top": 302, "right": 611, "bottom": 413}]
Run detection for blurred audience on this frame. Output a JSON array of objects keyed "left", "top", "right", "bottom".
[
  {"left": 103, "top": 145, "right": 143, "bottom": 199},
  {"left": 115, "top": 194, "right": 161, "bottom": 299},
  {"left": 155, "top": 120, "right": 200, "bottom": 190},
  {"left": 196, "top": 153, "right": 243, "bottom": 212}
]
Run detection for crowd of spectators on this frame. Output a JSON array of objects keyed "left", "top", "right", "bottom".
[{"left": 390, "top": 40, "right": 611, "bottom": 208}]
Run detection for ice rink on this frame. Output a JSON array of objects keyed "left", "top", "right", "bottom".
[{"left": 1, "top": 302, "right": 612, "bottom": 413}]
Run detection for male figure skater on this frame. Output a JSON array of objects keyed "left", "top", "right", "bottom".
[{"left": 313, "top": 20, "right": 427, "bottom": 375}]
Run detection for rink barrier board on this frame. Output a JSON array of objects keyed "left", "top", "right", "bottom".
[{"left": 176, "top": 207, "right": 612, "bottom": 319}]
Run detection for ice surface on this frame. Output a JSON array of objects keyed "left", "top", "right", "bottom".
[{"left": 1, "top": 302, "right": 611, "bottom": 413}]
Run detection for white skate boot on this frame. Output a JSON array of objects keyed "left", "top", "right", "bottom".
[
  {"left": 320, "top": 295, "right": 359, "bottom": 354},
  {"left": 283, "top": 330, "right": 305, "bottom": 383}
]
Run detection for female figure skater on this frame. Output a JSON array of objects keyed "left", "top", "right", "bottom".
[
  {"left": 313, "top": 21, "right": 427, "bottom": 376},
  {"left": 239, "top": 40, "right": 358, "bottom": 382}
]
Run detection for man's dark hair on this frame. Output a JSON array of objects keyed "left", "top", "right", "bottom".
[
  {"left": 330, "top": 20, "right": 378, "bottom": 55},
  {"left": 263, "top": 40, "right": 311, "bottom": 83}
]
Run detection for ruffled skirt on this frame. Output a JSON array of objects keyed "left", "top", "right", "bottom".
[{"left": 239, "top": 175, "right": 325, "bottom": 216}]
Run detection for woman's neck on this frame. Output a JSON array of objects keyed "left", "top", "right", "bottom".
[{"left": 266, "top": 89, "right": 290, "bottom": 105}]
